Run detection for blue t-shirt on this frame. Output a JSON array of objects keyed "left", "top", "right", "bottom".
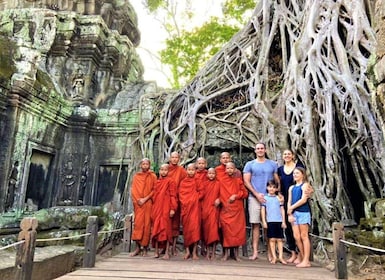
[
  {"left": 291, "top": 183, "right": 310, "bottom": 212},
  {"left": 262, "top": 195, "right": 283, "bottom": 222},
  {"left": 243, "top": 159, "right": 278, "bottom": 195}
]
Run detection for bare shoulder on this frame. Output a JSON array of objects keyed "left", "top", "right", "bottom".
[{"left": 302, "top": 182, "right": 314, "bottom": 196}]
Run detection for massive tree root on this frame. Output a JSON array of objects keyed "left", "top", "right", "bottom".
[{"left": 136, "top": 0, "right": 385, "bottom": 234}]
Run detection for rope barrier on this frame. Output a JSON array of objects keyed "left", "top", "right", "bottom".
[
  {"left": 340, "top": 239, "right": 385, "bottom": 254},
  {"left": 98, "top": 227, "right": 127, "bottom": 234},
  {"left": 0, "top": 240, "right": 25, "bottom": 251},
  {"left": 36, "top": 233, "right": 91, "bottom": 242},
  {"left": 34, "top": 226, "right": 128, "bottom": 242},
  {"left": 310, "top": 233, "right": 385, "bottom": 254},
  {"left": 309, "top": 233, "right": 333, "bottom": 242}
]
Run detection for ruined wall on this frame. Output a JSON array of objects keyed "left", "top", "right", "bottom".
[{"left": 0, "top": 1, "right": 152, "bottom": 213}]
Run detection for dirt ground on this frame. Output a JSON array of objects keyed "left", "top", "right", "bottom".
[{"left": 348, "top": 264, "right": 385, "bottom": 280}]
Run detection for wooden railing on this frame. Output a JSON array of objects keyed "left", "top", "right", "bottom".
[
  {"left": 309, "top": 222, "right": 385, "bottom": 280},
  {"left": 2, "top": 219, "right": 384, "bottom": 280},
  {"left": 0, "top": 215, "right": 133, "bottom": 280}
]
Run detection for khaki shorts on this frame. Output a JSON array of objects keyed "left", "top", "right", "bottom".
[{"left": 248, "top": 196, "right": 261, "bottom": 224}]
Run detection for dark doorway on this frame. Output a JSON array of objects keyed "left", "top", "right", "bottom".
[
  {"left": 94, "top": 165, "right": 128, "bottom": 206},
  {"left": 25, "top": 150, "right": 54, "bottom": 209}
]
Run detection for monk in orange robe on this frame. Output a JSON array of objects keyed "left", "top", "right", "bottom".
[
  {"left": 151, "top": 164, "right": 178, "bottom": 259},
  {"left": 214, "top": 152, "right": 242, "bottom": 257},
  {"left": 195, "top": 157, "right": 208, "bottom": 182},
  {"left": 215, "top": 152, "right": 242, "bottom": 181},
  {"left": 194, "top": 157, "right": 208, "bottom": 256},
  {"left": 167, "top": 151, "right": 187, "bottom": 255},
  {"left": 179, "top": 163, "right": 204, "bottom": 260},
  {"left": 201, "top": 168, "right": 221, "bottom": 260},
  {"left": 130, "top": 158, "right": 157, "bottom": 256},
  {"left": 219, "top": 162, "right": 248, "bottom": 261}
]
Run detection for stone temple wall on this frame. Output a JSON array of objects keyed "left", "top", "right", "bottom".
[{"left": 0, "top": 1, "right": 155, "bottom": 213}]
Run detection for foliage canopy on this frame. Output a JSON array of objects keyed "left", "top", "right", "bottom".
[{"left": 143, "top": 0, "right": 256, "bottom": 88}]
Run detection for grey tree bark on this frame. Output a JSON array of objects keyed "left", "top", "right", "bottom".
[{"left": 136, "top": 0, "right": 385, "bottom": 236}]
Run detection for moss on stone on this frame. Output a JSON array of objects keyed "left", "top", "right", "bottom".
[{"left": 0, "top": 36, "right": 16, "bottom": 85}]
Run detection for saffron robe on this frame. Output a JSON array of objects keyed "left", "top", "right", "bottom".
[
  {"left": 201, "top": 179, "right": 221, "bottom": 245},
  {"left": 151, "top": 176, "right": 177, "bottom": 244},
  {"left": 179, "top": 176, "right": 203, "bottom": 247},
  {"left": 219, "top": 174, "right": 248, "bottom": 247},
  {"left": 195, "top": 169, "right": 208, "bottom": 239},
  {"left": 168, "top": 164, "right": 187, "bottom": 236},
  {"left": 131, "top": 170, "right": 157, "bottom": 246},
  {"left": 215, "top": 164, "right": 242, "bottom": 182},
  {"left": 195, "top": 169, "right": 208, "bottom": 182}
]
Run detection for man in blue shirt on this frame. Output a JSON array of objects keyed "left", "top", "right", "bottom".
[{"left": 243, "top": 143, "right": 280, "bottom": 260}]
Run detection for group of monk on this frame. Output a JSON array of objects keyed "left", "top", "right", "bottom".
[
  {"left": 130, "top": 151, "right": 247, "bottom": 261},
  {"left": 130, "top": 146, "right": 313, "bottom": 267}
]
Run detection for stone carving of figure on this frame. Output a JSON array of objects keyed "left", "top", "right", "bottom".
[
  {"left": 71, "top": 70, "right": 85, "bottom": 98},
  {"left": 78, "top": 156, "right": 89, "bottom": 205},
  {"left": 5, "top": 161, "right": 19, "bottom": 211},
  {"left": 61, "top": 160, "right": 75, "bottom": 204},
  {"left": 14, "top": 20, "right": 32, "bottom": 44}
]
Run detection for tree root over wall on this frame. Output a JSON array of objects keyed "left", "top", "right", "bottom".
[{"left": 134, "top": 0, "right": 385, "bottom": 236}]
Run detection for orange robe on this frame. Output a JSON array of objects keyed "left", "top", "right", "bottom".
[
  {"left": 215, "top": 164, "right": 242, "bottom": 181},
  {"left": 168, "top": 164, "right": 187, "bottom": 236},
  {"left": 195, "top": 169, "right": 208, "bottom": 182},
  {"left": 179, "top": 176, "right": 203, "bottom": 247},
  {"left": 151, "top": 177, "right": 177, "bottom": 244},
  {"left": 219, "top": 174, "right": 248, "bottom": 247},
  {"left": 201, "top": 179, "right": 221, "bottom": 245},
  {"left": 195, "top": 169, "right": 208, "bottom": 239},
  {"left": 131, "top": 170, "right": 157, "bottom": 247}
]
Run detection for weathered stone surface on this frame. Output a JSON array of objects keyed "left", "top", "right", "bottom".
[
  {"left": 374, "top": 199, "right": 385, "bottom": 218},
  {"left": 0, "top": 1, "right": 158, "bottom": 213},
  {"left": 0, "top": 245, "right": 82, "bottom": 280},
  {"left": 34, "top": 206, "right": 104, "bottom": 230}
]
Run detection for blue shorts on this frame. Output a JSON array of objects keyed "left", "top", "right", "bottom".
[
  {"left": 292, "top": 211, "right": 311, "bottom": 225},
  {"left": 267, "top": 222, "right": 285, "bottom": 239}
]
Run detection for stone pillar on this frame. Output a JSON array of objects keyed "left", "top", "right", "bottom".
[{"left": 85, "top": 0, "right": 95, "bottom": 15}]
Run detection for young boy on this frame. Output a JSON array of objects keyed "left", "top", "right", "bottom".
[
  {"left": 219, "top": 162, "right": 248, "bottom": 261},
  {"left": 195, "top": 157, "right": 208, "bottom": 256},
  {"left": 195, "top": 157, "right": 208, "bottom": 182},
  {"left": 201, "top": 168, "right": 221, "bottom": 260},
  {"left": 179, "top": 163, "right": 204, "bottom": 260},
  {"left": 261, "top": 180, "right": 287, "bottom": 264},
  {"left": 167, "top": 152, "right": 187, "bottom": 256},
  {"left": 151, "top": 164, "right": 177, "bottom": 259},
  {"left": 130, "top": 158, "right": 157, "bottom": 257}
]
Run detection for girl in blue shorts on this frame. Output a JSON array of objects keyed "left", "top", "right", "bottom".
[{"left": 287, "top": 167, "right": 312, "bottom": 268}]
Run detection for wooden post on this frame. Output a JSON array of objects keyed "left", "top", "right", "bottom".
[
  {"left": 15, "top": 217, "right": 38, "bottom": 280},
  {"left": 83, "top": 216, "right": 98, "bottom": 268},
  {"left": 333, "top": 222, "right": 347, "bottom": 279},
  {"left": 123, "top": 214, "right": 133, "bottom": 252}
]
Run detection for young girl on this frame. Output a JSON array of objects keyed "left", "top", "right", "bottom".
[
  {"left": 261, "top": 180, "right": 287, "bottom": 264},
  {"left": 287, "top": 167, "right": 312, "bottom": 268}
]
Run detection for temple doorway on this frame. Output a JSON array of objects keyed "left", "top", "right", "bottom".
[
  {"left": 25, "top": 150, "right": 54, "bottom": 210},
  {"left": 94, "top": 164, "right": 128, "bottom": 206}
]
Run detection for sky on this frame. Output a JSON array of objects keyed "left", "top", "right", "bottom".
[{"left": 130, "top": 1, "right": 224, "bottom": 88}]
